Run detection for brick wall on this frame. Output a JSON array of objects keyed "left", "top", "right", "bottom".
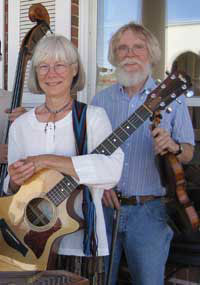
[
  {"left": 4, "top": 0, "right": 8, "bottom": 90},
  {"left": 71, "top": 0, "right": 79, "bottom": 47}
]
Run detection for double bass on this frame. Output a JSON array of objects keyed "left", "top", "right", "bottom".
[
  {"left": 0, "top": 4, "right": 51, "bottom": 196},
  {"left": 152, "top": 110, "right": 200, "bottom": 234}
]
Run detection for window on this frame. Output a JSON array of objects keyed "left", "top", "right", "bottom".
[
  {"left": 96, "top": 0, "right": 141, "bottom": 92},
  {"left": 166, "top": 0, "right": 200, "bottom": 105}
]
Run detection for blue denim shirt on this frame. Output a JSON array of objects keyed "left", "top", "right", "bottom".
[{"left": 91, "top": 76, "right": 195, "bottom": 197}]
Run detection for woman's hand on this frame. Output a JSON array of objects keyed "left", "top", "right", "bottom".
[
  {"left": 26, "top": 154, "right": 79, "bottom": 179},
  {"left": 8, "top": 154, "right": 79, "bottom": 194},
  {"left": 8, "top": 159, "right": 35, "bottom": 187},
  {"left": 25, "top": 155, "right": 46, "bottom": 173}
]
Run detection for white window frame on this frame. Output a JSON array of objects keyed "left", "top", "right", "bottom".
[
  {"left": 0, "top": 0, "right": 5, "bottom": 89},
  {"left": 8, "top": 0, "right": 71, "bottom": 107},
  {"left": 78, "top": 0, "right": 97, "bottom": 104}
]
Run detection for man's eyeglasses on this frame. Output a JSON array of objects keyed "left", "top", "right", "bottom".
[
  {"left": 37, "top": 63, "right": 70, "bottom": 76},
  {"left": 116, "top": 44, "right": 146, "bottom": 56}
]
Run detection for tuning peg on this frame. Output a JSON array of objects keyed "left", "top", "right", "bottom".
[
  {"left": 155, "top": 79, "right": 161, "bottom": 85},
  {"left": 185, "top": 90, "right": 194, "bottom": 98},
  {"left": 145, "top": 88, "right": 151, "bottom": 95},
  {"left": 176, "top": 99, "right": 182, "bottom": 104},
  {"left": 166, "top": 107, "right": 172, "bottom": 113},
  {"left": 160, "top": 102, "right": 166, "bottom": 108}
]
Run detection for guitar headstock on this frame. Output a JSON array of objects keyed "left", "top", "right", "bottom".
[{"left": 144, "top": 71, "right": 192, "bottom": 113}]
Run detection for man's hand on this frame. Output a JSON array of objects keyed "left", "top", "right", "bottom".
[
  {"left": 102, "top": 189, "right": 120, "bottom": 210},
  {"left": 152, "top": 127, "right": 179, "bottom": 155},
  {"left": 0, "top": 144, "right": 8, "bottom": 163},
  {"left": 5, "top": 106, "right": 26, "bottom": 122}
]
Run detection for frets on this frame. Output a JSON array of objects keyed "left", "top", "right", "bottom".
[
  {"left": 47, "top": 104, "right": 152, "bottom": 206},
  {"left": 93, "top": 104, "right": 150, "bottom": 155}
]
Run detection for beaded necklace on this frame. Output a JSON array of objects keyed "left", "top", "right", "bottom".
[{"left": 44, "top": 100, "right": 73, "bottom": 134}]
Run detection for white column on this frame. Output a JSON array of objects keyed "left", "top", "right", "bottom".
[
  {"left": 142, "top": 0, "right": 166, "bottom": 80},
  {"left": 55, "top": 0, "right": 71, "bottom": 38},
  {"left": 78, "top": 0, "right": 97, "bottom": 103}
]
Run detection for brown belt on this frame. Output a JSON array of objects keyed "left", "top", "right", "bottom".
[{"left": 120, "top": 195, "right": 162, "bottom": 205}]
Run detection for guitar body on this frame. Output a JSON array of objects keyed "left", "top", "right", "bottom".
[{"left": 0, "top": 169, "right": 83, "bottom": 271}]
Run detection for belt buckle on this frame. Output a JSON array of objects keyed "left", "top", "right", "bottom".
[{"left": 121, "top": 196, "right": 137, "bottom": 206}]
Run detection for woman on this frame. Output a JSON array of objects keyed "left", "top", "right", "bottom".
[{"left": 5, "top": 35, "right": 124, "bottom": 283}]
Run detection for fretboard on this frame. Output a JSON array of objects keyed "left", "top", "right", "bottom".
[
  {"left": 47, "top": 104, "right": 152, "bottom": 206},
  {"left": 93, "top": 104, "right": 151, "bottom": 155}
]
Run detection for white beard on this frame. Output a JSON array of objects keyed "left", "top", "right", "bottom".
[{"left": 115, "top": 61, "right": 152, "bottom": 87}]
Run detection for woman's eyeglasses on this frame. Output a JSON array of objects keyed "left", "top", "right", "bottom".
[{"left": 37, "top": 63, "right": 70, "bottom": 76}]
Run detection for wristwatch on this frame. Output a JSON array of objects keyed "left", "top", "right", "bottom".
[{"left": 174, "top": 142, "right": 183, "bottom": 156}]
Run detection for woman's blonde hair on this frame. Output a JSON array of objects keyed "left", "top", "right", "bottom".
[
  {"left": 28, "top": 34, "right": 85, "bottom": 94},
  {"left": 108, "top": 22, "right": 161, "bottom": 67}
]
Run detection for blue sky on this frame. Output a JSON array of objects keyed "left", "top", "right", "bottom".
[{"left": 167, "top": 0, "right": 200, "bottom": 23}]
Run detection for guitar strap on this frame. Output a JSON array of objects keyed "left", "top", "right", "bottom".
[{"left": 72, "top": 100, "right": 97, "bottom": 256}]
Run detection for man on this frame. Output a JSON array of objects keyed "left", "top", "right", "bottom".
[
  {"left": 0, "top": 90, "right": 26, "bottom": 163},
  {"left": 92, "top": 22, "right": 194, "bottom": 285}
]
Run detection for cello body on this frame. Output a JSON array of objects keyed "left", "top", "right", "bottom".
[
  {"left": 0, "top": 4, "right": 51, "bottom": 196},
  {"left": 153, "top": 110, "right": 199, "bottom": 234},
  {"left": 158, "top": 152, "right": 199, "bottom": 233}
]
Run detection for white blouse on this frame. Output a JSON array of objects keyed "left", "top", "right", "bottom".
[{"left": 5, "top": 104, "right": 124, "bottom": 256}]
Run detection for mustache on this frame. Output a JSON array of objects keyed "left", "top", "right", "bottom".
[{"left": 119, "top": 58, "right": 142, "bottom": 67}]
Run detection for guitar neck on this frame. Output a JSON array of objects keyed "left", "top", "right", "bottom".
[
  {"left": 46, "top": 174, "right": 79, "bottom": 206},
  {"left": 46, "top": 104, "right": 152, "bottom": 206},
  {"left": 93, "top": 104, "right": 151, "bottom": 155}
]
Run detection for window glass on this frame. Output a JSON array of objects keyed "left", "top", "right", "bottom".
[
  {"left": 96, "top": 0, "right": 141, "bottom": 92},
  {"left": 166, "top": 0, "right": 200, "bottom": 98}
]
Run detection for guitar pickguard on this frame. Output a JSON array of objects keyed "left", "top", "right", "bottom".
[{"left": 24, "top": 218, "right": 61, "bottom": 258}]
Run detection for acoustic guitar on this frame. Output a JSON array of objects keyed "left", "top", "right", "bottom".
[{"left": 0, "top": 71, "right": 192, "bottom": 270}]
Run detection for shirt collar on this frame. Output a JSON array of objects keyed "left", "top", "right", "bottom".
[{"left": 118, "top": 75, "right": 156, "bottom": 97}]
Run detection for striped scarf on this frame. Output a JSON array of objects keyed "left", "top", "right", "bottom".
[{"left": 72, "top": 100, "right": 97, "bottom": 256}]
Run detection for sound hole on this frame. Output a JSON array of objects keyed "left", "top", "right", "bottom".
[{"left": 26, "top": 198, "right": 53, "bottom": 227}]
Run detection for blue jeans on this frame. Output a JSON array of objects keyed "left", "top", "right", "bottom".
[{"left": 104, "top": 199, "right": 173, "bottom": 285}]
